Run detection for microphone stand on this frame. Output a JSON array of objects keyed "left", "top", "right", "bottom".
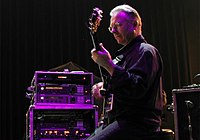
[{"left": 185, "top": 100, "right": 194, "bottom": 140}]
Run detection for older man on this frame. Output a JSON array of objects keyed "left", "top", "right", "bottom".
[{"left": 89, "top": 4, "right": 163, "bottom": 140}]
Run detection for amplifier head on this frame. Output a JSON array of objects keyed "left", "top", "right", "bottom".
[{"left": 33, "top": 71, "right": 94, "bottom": 105}]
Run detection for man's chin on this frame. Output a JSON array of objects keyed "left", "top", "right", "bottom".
[
  {"left": 116, "top": 40, "right": 124, "bottom": 45},
  {"left": 115, "top": 38, "right": 121, "bottom": 43},
  {"left": 114, "top": 36, "right": 124, "bottom": 45}
]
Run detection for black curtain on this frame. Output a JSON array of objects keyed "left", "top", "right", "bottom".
[{"left": 0, "top": 0, "right": 200, "bottom": 139}]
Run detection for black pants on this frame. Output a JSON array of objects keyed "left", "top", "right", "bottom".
[{"left": 86, "top": 119, "right": 161, "bottom": 140}]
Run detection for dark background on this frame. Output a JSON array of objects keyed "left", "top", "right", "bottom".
[{"left": 0, "top": 0, "right": 200, "bottom": 139}]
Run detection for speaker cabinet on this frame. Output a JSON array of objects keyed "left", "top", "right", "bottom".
[{"left": 173, "top": 88, "right": 200, "bottom": 140}]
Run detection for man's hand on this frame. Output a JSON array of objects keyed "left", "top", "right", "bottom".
[
  {"left": 91, "top": 43, "right": 115, "bottom": 76},
  {"left": 91, "top": 82, "right": 104, "bottom": 100}
]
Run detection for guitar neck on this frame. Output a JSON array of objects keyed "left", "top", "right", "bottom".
[{"left": 90, "top": 31, "right": 101, "bottom": 51}]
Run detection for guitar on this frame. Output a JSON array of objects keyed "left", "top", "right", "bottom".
[{"left": 88, "top": 7, "right": 113, "bottom": 126}]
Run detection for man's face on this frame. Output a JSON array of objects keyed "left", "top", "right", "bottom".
[{"left": 109, "top": 11, "right": 135, "bottom": 46}]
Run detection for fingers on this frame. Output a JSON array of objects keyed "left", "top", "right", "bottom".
[
  {"left": 99, "top": 43, "right": 107, "bottom": 52},
  {"left": 97, "top": 82, "right": 104, "bottom": 88},
  {"left": 90, "top": 43, "right": 111, "bottom": 66},
  {"left": 91, "top": 48, "right": 96, "bottom": 53},
  {"left": 99, "top": 43, "right": 103, "bottom": 48},
  {"left": 90, "top": 43, "right": 106, "bottom": 56},
  {"left": 91, "top": 83, "right": 102, "bottom": 92},
  {"left": 91, "top": 85, "right": 98, "bottom": 95},
  {"left": 91, "top": 84, "right": 98, "bottom": 92},
  {"left": 91, "top": 84, "right": 101, "bottom": 99},
  {"left": 91, "top": 48, "right": 97, "bottom": 62},
  {"left": 91, "top": 82, "right": 104, "bottom": 99}
]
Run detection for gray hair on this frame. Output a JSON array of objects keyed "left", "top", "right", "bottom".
[{"left": 110, "top": 4, "right": 142, "bottom": 26}]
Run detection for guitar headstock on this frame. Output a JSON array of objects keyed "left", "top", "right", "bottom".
[{"left": 88, "top": 7, "right": 103, "bottom": 34}]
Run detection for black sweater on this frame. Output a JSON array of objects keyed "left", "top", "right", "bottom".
[{"left": 105, "top": 35, "right": 163, "bottom": 130}]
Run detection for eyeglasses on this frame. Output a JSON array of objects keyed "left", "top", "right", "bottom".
[{"left": 108, "top": 22, "right": 122, "bottom": 33}]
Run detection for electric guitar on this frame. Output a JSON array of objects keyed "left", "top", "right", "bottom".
[{"left": 88, "top": 7, "right": 113, "bottom": 126}]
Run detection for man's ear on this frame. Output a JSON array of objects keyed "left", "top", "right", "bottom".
[
  {"left": 133, "top": 20, "right": 138, "bottom": 27},
  {"left": 131, "top": 20, "right": 137, "bottom": 31}
]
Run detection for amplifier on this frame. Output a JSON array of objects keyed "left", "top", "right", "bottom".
[
  {"left": 26, "top": 104, "right": 98, "bottom": 140},
  {"left": 34, "top": 71, "right": 93, "bottom": 104},
  {"left": 173, "top": 87, "right": 200, "bottom": 140}
]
